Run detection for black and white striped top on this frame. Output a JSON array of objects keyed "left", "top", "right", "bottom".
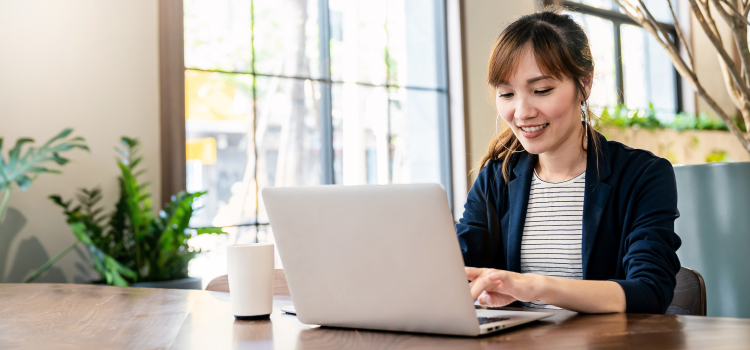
[{"left": 519, "top": 168, "right": 586, "bottom": 310}]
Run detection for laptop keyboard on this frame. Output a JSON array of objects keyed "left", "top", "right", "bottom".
[{"left": 478, "top": 316, "right": 510, "bottom": 325}]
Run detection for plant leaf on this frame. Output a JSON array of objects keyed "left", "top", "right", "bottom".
[
  {"left": 8, "top": 138, "right": 34, "bottom": 168},
  {"left": 42, "top": 128, "right": 72, "bottom": 148},
  {"left": 15, "top": 175, "right": 32, "bottom": 190},
  {"left": 196, "top": 227, "right": 226, "bottom": 235},
  {"left": 70, "top": 221, "right": 136, "bottom": 286}
]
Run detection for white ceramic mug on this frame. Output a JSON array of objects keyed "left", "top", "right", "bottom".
[{"left": 227, "top": 243, "right": 275, "bottom": 319}]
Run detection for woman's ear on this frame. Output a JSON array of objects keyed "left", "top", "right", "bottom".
[{"left": 580, "top": 73, "right": 593, "bottom": 101}]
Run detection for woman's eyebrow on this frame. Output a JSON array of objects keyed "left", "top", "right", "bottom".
[
  {"left": 526, "top": 75, "right": 554, "bottom": 84},
  {"left": 497, "top": 75, "right": 555, "bottom": 87}
]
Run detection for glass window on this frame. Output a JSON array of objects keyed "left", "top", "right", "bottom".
[
  {"left": 253, "top": 0, "right": 322, "bottom": 78},
  {"left": 566, "top": 12, "right": 617, "bottom": 113},
  {"left": 386, "top": 0, "right": 446, "bottom": 89},
  {"left": 388, "top": 87, "right": 445, "bottom": 184},
  {"left": 255, "top": 76, "right": 324, "bottom": 222},
  {"left": 184, "top": 0, "right": 252, "bottom": 72},
  {"left": 331, "top": 83, "right": 389, "bottom": 185},
  {"left": 621, "top": 24, "right": 676, "bottom": 117},
  {"left": 328, "top": 0, "right": 388, "bottom": 85},
  {"left": 185, "top": 70, "right": 255, "bottom": 227},
  {"left": 565, "top": 0, "right": 680, "bottom": 117},
  {"left": 568, "top": 0, "right": 619, "bottom": 11},
  {"left": 183, "top": 0, "right": 450, "bottom": 286}
]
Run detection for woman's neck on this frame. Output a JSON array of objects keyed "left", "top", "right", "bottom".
[{"left": 535, "top": 132, "right": 587, "bottom": 183}]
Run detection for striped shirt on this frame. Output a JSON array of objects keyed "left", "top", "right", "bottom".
[{"left": 519, "top": 168, "right": 585, "bottom": 310}]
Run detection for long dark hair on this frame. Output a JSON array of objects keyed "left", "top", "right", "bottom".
[{"left": 478, "top": 6, "right": 600, "bottom": 183}]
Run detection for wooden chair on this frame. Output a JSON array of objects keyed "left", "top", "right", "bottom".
[
  {"left": 666, "top": 266, "right": 707, "bottom": 316},
  {"left": 205, "top": 269, "right": 290, "bottom": 296}
]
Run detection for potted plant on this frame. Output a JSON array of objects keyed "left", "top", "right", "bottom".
[
  {"left": 26, "top": 137, "right": 225, "bottom": 289},
  {"left": 0, "top": 129, "right": 88, "bottom": 282}
]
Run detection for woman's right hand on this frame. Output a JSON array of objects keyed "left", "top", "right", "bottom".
[{"left": 466, "top": 267, "right": 519, "bottom": 307}]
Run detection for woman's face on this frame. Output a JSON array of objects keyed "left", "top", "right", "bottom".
[{"left": 495, "top": 45, "right": 590, "bottom": 155}]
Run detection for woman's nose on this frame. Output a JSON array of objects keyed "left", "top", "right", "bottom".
[{"left": 514, "top": 98, "right": 537, "bottom": 122}]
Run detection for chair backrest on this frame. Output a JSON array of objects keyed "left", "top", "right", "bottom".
[
  {"left": 666, "top": 266, "right": 706, "bottom": 316},
  {"left": 205, "top": 269, "right": 290, "bottom": 296}
]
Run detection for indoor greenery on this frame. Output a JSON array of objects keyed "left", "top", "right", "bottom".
[
  {"left": 26, "top": 137, "right": 225, "bottom": 286},
  {"left": 0, "top": 129, "right": 88, "bottom": 228},
  {"left": 595, "top": 103, "right": 748, "bottom": 132}
]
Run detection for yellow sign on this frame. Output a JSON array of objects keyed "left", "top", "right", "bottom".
[{"left": 186, "top": 137, "right": 217, "bottom": 165}]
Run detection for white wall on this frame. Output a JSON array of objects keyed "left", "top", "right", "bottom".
[
  {"left": 462, "top": 0, "right": 536, "bottom": 184},
  {"left": 0, "top": 0, "right": 160, "bottom": 283}
]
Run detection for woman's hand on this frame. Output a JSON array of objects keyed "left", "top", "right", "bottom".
[{"left": 465, "top": 267, "right": 545, "bottom": 307}]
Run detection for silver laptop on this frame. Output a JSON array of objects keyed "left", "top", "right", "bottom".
[{"left": 262, "top": 183, "right": 553, "bottom": 336}]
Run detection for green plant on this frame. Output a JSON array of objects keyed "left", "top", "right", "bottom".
[
  {"left": 27, "top": 137, "right": 225, "bottom": 286},
  {"left": 595, "top": 103, "right": 747, "bottom": 132},
  {"left": 597, "top": 103, "right": 662, "bottom": 130},
  {"left": 0, "top": 129, "right": 88, "bottom": 227},
  {"left": 706, "top": 150, "right": 730, "bottom": 163}
]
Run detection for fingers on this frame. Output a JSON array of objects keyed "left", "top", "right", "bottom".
[
  {"left": 478, "top": 291, "right": 491, "bottom": 305},
  {"left": 470, "top": 270, "right": 497, "bottom": 300},
  {"left": 469, "top": 269, "right": 512, "bottom": 301},
  {"left": 465, "top": 266, "right": 485, "bottom": 281},
  {"left": 479, "top": 291, "right": 517, "bottom": 307}
]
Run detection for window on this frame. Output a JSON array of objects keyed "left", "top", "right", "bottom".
[
  {"left": 183, "top": 0, "right": 450, "bottom": 286},
  {"left": 563, "top": 0, "right": 682, "bottom": 119}
]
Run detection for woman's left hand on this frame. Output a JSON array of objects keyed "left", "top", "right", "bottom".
[{"left": 466, "top": 267, "right": 545, "bottom": 307}]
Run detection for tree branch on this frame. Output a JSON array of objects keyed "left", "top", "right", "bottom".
[
  {"left": 614, "top": 0, "right": 750, "bottom": 149},
  {"left": 613, "top": 0, "right": 695, "bottom": 80},
  {"left": 638, "top": 0, "right": 676, "bottom": 47},
  {"left": 712, "top": 0, "right": 735, "bottom": 27},
  {"left": 716, "top": 0, "right": 750, "bottom": 26},
  {"left": 712, "top": 0, "right": 750, "bottom": 127},
  {"left": 696, "top": 0, "right": 725, "bottom": 42},
  {"left": 689, "top": 0, "right": 750, "bottom": 100}
]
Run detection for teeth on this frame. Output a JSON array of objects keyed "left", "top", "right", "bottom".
[{"left": 520, "top": 123, "right": 549, "bottom": 132}]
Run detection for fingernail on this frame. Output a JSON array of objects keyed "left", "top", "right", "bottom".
[{"left": 483, "top": 295, "right": 491, "bottom": 304}]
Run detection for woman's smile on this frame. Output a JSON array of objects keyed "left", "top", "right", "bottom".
[{"left": 518, "top": 122, "right": 549, "bottom": 139}]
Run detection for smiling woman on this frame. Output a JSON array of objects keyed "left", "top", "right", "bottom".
[
  {"left": 480, "top": 9, "right": 601, "bottom": 184},
  {"left": 457, "top": 6, "right": 682, "bottom": 314}
]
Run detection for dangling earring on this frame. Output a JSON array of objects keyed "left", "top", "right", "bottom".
[{"left": 581, "top": 101, "right": 589, "bottom": 135}]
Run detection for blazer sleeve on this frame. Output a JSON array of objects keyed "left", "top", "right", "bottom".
[
  {"left": 455, "top": 164, "right": 504, "bottom": 268},
  {"left": 609, "top": 157, "right": 682, "bottom": 314}
]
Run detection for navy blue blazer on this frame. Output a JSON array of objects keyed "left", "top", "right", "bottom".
[{"left": 456, "top": 131, "right": 682, "bottom": 314}]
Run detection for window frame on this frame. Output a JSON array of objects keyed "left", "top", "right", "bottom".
[
  {"left": 562, "top": 0, "right": 684, "bottom": 113},
  {"left": 159, "top": 0, "right": 458, "bottom": 236}
]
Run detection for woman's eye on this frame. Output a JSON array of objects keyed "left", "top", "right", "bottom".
[
  {"left": 535, "top": 88, "right": 553, "bottom": 95},
  {"left": 499, "top": 93, "right": 513, "bottom": 99}
]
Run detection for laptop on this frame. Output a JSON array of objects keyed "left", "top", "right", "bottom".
[{"left": 262, "top": 183, "right": 553, "bottom": 336}]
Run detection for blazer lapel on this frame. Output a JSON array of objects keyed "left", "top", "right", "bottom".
[
  {"left": 581, "top": 132, "right": 612, "bottom": 279},
  {"left": 507, "top": 153, "right": 533, "bottom": 273}
]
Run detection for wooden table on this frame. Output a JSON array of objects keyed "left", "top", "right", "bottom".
[{"left": 1, "top": 284, "right": 749, "bottom": 349}]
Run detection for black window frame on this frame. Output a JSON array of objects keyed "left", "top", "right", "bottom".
[{"left": 563, "top": 1, "right": 683, "bottom": 113}]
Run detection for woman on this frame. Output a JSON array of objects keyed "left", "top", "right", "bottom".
[{"left": 457, "top": 8, "right": 681, "bottom": 314}]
